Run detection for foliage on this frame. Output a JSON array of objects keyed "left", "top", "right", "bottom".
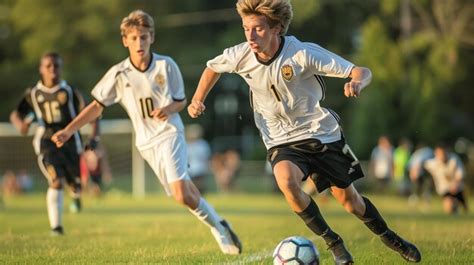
[
  {"left": 0, "top": 0, "right": 472, "bottom": 158},
  {"left": 348, "top": 0, "right": 474, "bottom": 156}
]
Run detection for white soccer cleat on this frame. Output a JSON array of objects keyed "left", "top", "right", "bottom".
[{"left": 211, "top": 220, "right": 242, "bottom": 255}]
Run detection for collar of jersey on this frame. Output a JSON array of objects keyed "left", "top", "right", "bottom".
[
  {"left": 36, "top": 80, "right": 66, "bottom": 93},
  {"left": 255, "top": 36, "right": 285, "bottom": 66},
  {"left": 128, "top": 53, "right": 155, "bottom": 73}
]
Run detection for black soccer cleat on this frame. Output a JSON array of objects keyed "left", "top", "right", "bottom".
[
  {"left": 327, "top": 237, "right": 354, "bottom": 265},
  {"left": 50, "top": 226, "right": 64, "bottom": 236},
  {"left": 381, "top": 230, "right": 421, "bottom": 263},
  {"left": 69, "top": 198, "right": 81, "bottom": 213}
]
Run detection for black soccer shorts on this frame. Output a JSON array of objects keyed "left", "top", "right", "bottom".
[
  {"left": 38, "top": 140, "right": 81, "bottom": 190},
  {"left": 267, "top": 138, "right": 364, "bottom": 192}
]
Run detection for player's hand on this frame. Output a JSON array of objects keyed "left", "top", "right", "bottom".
[
  {"left": 344, "top": 81, "right": 361, "bottom": 98},
  {"left": 19, "top": 122, "right": 31, "bottom": 135},
  {"left": 51, "top": 129, "right": 73, "bottom": 148},
  {"left": 151, "top": 108, "right": 171, "bottom": 121},
  {"left": 188, "top": 100, "right": 206, "bottom": 118}
]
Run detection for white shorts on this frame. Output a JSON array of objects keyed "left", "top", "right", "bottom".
[{"left": 139, "top": 134, "right": 190, "bottom": 195}]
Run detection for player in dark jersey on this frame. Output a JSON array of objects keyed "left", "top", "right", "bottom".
[{"left": 10, "top": 52, "right": 87, "bottom": 235}]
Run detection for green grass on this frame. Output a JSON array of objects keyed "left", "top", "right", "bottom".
[{"left": 1, "top": 192, "right": 473, "bottom": 264}]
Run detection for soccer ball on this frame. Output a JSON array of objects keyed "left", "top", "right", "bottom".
[{"left": 273, "top": 236, "right": 319, "bottom": 265}]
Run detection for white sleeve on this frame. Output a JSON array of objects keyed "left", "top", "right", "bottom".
[
  {"left": 206, "top": 44, "right": 243, "bottom": 74},
  {"left": 167, "top": 58, "right": 186, "bottom": 101},
  {"left": 304, "top": 43, "right": 354, "bottom": 78},
  {"left": 91, "top": 66, "right": 121, "bottom": 107}
]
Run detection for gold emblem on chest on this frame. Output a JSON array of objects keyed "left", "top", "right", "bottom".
[
  {"left": 57, "top": 91, "right": 68, "bottom": 105},
  {"left": 155, "top": 74, "right": 166, "bottom": 88},
  {"left": 281, "top": 65, "right": 294, "bottom": 81}
]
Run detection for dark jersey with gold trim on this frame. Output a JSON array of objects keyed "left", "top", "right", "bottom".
[{"left": 15, "top": 80, "right": 84, "bottom": 154}]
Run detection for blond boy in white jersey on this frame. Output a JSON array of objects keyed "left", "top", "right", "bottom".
[
  {"left": 52, "top": 10, "right": 241, "bottom": 255},
  {"left": 188, "top": 0, "right": 420, "bottom": 263}
]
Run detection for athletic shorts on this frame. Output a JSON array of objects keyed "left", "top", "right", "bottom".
[
  {"left": 38, "top": 140, "right": 81, "bottom": 190},
  {"left": 139, "top": 133, "right": 190, "bottom": 196},
  {"left": 267, "top": 138, "right": 364, "bottom": 192},
  {"left": 442, "top": 191, "right": 464, "bottom": 200}
]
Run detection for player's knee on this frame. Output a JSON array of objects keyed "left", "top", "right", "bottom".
[
  {"left": 173, "top": 192, "right": 186, "bottom": 205},
  {"left": 343, "top": 201, "right": 357, "bottom": 214},
  {"left": 49, "top": 179, "right": 62, "bottom": 189},
  {"left": 276, "top": 177, "right": 299, "bottom": 195},
  {"left": 173, "top": 191, "right": 196, "bottom": 208}
]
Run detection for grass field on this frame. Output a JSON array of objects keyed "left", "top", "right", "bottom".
[{"left": 1, "top": 192, "right": 473, "bottom": 264}]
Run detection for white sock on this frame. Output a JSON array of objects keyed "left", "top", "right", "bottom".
[
  {"left": 46, "top": 188, "right": 63, "bottom": 229},
  {"left": 189, "top": 198, "right": 224, "bottom": 230}
]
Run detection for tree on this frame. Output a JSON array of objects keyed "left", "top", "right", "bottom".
[{"left": 349, "top": 0, "right": 474, "bottom": 155}]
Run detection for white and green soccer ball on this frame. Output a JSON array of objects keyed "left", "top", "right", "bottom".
[{"left": 273, "top": 236, "right": 319, "bottom": 265}]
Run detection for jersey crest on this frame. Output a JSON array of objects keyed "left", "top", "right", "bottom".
[
  {"left": 57, "top": 90, "right": 68, "bottom": 105},
  {"left": 155, "top": 74, "right": 166, "bottom": 88},
  {"left": 281, "top": 65, "right": 294, "bottom": 81},
  {"left": 37, "top": 94, "right": 45, "bottom": 103}
]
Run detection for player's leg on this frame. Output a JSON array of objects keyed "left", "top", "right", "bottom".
[
  {"left": 66, "top": 176, "right": 82, "bottom": 213},
  {"left": 63, "top": 150, "right": 82, "bottom": 213},
  {"left": 273, "top": 160, "right": 353, "bottom": 265},
  {"left": 442, "top": 195, "right": 456, "bottom": 214},
  {"left": 453, "top": 191, "right": 468, "bottom": 213},
  {"left": 38, "top": 154, "right": 64, "bottom": 235},
  {"left": 330, "top": 185, "right": 421, "bottom": 262},
  {"left": 170, "top": 179, "right": 241, "bottom": 255},
  {"left": 143, "top": 135, "right": 241, "bottom": 255}
]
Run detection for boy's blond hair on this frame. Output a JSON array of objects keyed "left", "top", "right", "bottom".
[
  {"left": 120, "top": 9, "right": 155, "bottom": 38},
  {"left": 236, "top": 0, "right": 293, "bottom": 36}
]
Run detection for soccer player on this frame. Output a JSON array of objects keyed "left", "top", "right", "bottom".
[
  {"left": 187, "top": 0, "right": 421, "bottom": 263},
  {"left": 10, "top": 52, "right": 86, "bottom": 235},
  {"left": 423, "top": 143, "right": 468, "bottom": 214},
  {"left": 407, "top": 144, "right": 434, "bottom": 205},
  {"left": 51, "top": 10, "right": 241, "bottom": 255},
  {"left": 369, "top": 136, "right": 394, "bottom": 192}
]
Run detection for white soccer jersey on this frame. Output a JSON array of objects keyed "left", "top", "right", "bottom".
[
  {"left": 207, "top": 36, "right": 354, "bottom": 149},
  {"left": 92, "top": 53, "right": 186, "bottom": 150},
  {"left": 424, "top": 154, "right": 464, "bottom": 195}
]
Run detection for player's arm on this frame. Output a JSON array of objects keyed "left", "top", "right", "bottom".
[
  {"left": 188, "top": 67, "right": 221, "bottom": 118},
  {"left": 344, "top": 66, "right": 372, "bottom": 98},
  {"left": 9, "top": 110, "right": 33, "bottom": 136},
  {"left": 73, "top": 86, "right": 100, "bottom": 145},
  {"left": 151, "top": 99, "right": 187, "bottom": 121},
  {"left": 52, "top": 101, "right": 104, "bottom": 148}
]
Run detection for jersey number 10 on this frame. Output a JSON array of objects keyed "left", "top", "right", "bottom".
[{"left": 139, "top": 97, "right": 154, "bottom": 119}]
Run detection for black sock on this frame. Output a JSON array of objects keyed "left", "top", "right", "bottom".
[
  {"left": 73, "top": 198, "right": 81, "bottom": 210},
  {"left": 296, "top": 197, "right": 339, "bottom": 245},
  {"left": 358, "top": 196, "right": 389, "bottom": 235}
]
